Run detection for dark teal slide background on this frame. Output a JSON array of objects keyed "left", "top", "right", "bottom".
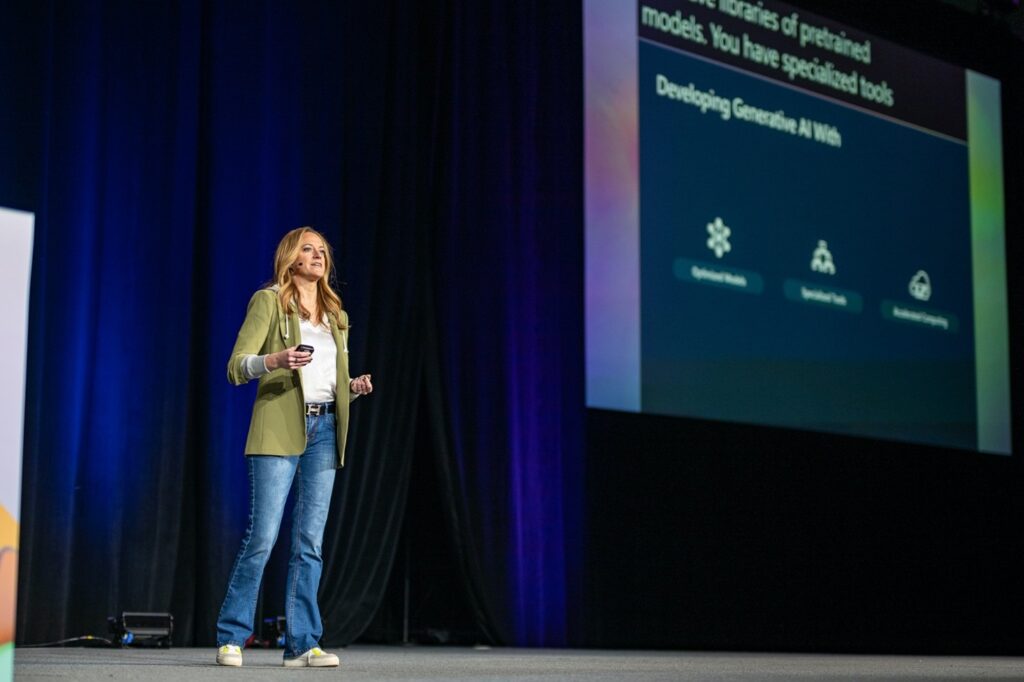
[{"left": 639, "top": 40, "right": 976, "bottom": 449}]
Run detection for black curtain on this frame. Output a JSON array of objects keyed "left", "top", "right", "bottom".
[
  {"left": 424, "top": 1, "right": 585, "bottom": 646},
  {"left": 6, "top": 0, "right": 583, "bottom": 648}
]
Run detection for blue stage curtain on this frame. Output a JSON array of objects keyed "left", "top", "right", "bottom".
[
  {"left": 13, "top": 0, "right": 583, "bottom": 647},
  {"left": 19, "top": 0, "right": 208, "bottom": 642},
  {"left": 426, "top": 1, "right": 584, "bottom": 646}
]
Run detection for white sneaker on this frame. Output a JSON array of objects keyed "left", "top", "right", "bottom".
[
  {"left": 216, "top": 644, "right": 243, "bottom": 667},
  {"left": 283, "top": 647, "right": 340, "bottom": 668}
]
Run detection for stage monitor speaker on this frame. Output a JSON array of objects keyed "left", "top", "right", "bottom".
[{"left": 108, "top": 612, "right": 173, "bottom": 648}]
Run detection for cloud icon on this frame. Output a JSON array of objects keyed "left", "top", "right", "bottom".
[{"left": 909, "top": 270, "right": 932, "bottom": 302}]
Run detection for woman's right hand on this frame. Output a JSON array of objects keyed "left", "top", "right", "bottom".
[{"left": 266, "top": 346, "right": 313, "bottom": 371}]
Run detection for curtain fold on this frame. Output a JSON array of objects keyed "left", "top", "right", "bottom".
[{"left": 426, "top": 0, "right": 585, "bottom": 646}]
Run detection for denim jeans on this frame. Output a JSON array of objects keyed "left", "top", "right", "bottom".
[{"left": 216, "top": 413, "right": 337, "bottom": 659}]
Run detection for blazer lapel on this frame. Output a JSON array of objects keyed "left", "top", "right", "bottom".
[{"left": 329, "top": 314, "right": 348, "bottom": 355}]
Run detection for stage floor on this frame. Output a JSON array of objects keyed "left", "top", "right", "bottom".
[{"left": 13, "top": 645, "right": 1024, "bottom": 681}]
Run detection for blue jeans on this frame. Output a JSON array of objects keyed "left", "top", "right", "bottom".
[{"left": 216, "top": 413, "right": 337, "bottom": 659}]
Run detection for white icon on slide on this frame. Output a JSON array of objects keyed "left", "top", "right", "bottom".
[
  {"left": 706, "top": 217, "right": 731, "bottom": 258},
  {"left": 909, "top": 270, "right": 932, "bottom": 301},
  {"left": 810, "top": 240, "right": 836, "bottom": 275}
]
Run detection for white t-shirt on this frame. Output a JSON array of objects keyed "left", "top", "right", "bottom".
[{"left": 298, "top": 317, "right": 338, "bottom": 403}]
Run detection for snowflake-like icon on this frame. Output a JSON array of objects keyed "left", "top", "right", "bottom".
[{"left": 706, "top": 217, "right": 731, "bottom": 258}]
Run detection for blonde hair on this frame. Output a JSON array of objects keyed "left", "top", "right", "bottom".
[{"left": 270, "top": 227, "right": 346, "bottom": 328}]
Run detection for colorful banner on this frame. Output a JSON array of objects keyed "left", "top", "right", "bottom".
[{"left": 0, "top": 207, "right": 34, "bottom": 681}]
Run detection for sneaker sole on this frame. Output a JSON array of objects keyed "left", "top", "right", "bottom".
[{"left": 283, "top": 657, "right": 339, "bottom": 668}]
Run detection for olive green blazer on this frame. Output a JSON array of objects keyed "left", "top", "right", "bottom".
[{"left": 227, "top": 288, "right": 354, "bottom": 467}]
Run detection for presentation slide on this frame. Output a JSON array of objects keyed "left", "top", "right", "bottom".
[{"left": 585, "top": 0, "right": 1010, "bottom": 453}]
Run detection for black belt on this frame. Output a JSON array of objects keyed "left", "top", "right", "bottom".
[{"left": 304, "top": 402, "right": 336, "bottom": 416}]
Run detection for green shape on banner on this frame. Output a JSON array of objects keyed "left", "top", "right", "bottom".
[{"left": 0, "top": 641, "right": 12, "bottom": 682}]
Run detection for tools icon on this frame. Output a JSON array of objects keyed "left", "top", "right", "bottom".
[{"left": 810, "top": 240, "right": 835, "bottom": 275}]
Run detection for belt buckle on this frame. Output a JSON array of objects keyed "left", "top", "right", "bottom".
[{"left": 307, "top": 403, "right": 322, "bottom": 416}]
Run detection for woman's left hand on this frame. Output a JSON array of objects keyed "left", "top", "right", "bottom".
[{"left": 350, "top": 374, "right": 373, "bottom": 395}]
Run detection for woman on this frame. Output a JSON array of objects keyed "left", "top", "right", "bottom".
[{"left": 215, "top": 227, "right": 372, "bottom": 668}]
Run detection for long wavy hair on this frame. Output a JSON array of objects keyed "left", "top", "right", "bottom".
[{"left": 269, "top": 226, "right": 346, "bottom": 328}]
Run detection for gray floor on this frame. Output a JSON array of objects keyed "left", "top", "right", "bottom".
[{"left": 13, "top": 645, "right": 1024, "bottom": 681}]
